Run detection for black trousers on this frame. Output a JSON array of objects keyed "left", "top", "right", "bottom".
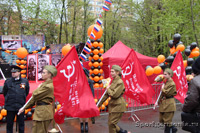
[{"left": 7, "top": 111, "right": 25, "bottom": 133}]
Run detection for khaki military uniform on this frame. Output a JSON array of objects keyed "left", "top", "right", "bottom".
[
  {"left": 25, "top": 79, "right": 54, "bottom": 133},
  {"left": 98, "top": 76, "right": 126, "bottom": 133},
  {"left": 158, "top": 78, "right": 177, "bottom": 126}
]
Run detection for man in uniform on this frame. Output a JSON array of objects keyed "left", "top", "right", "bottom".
[
  {"left": 155, "top": 68, "right": 177, "bottom": 133},
  {"left": 3, "top": 65, "right": 30, "bottom": 133}
]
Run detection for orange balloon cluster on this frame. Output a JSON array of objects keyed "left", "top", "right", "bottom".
[
  {"left": 15, "top": 59, "right": 27, "bottom": 78},
  {"left": 89, "top": 40, "right": 104, "bottom": 88},
  {"left": 0, "top": 107, "right": 35, "bottom": 122}
]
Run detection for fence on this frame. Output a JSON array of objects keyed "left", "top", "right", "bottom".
[{"left": 97, "top": 83, "right": 181, "bottom": 121}]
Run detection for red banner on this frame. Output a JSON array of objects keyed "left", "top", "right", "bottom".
[
  {"left": 171, "top": 51, "right": 188, "bottom": 103},
  {"left": 53, "top": 47, "right": 99, "bottom": 123},
  {"left": 121, "top": 50, "right": 155, "bottom": 104}
]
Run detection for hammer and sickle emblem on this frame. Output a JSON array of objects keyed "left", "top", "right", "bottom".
[
  {"left": 60, "top": 61, "right": 75, "bottom": 82},
  {"left": 122, "top": 62, "right": 134, "bottom": 78},
  {"left": 173, "top": 66, "right": 181, "bottom": 79}
]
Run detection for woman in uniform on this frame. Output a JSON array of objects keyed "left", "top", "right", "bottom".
[
  {"left": 18, "top": 65, "right": 57, "bottom": 133},
  {"left": 98, "top": 65, "right": 128, "bottom": 133}
]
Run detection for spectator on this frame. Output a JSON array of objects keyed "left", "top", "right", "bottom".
[
  {"left": 3, "top": 65, "right": 30, "bottom": 133},
  {"left": 182, "top": 57, "right": 200, "bottom": 132}
]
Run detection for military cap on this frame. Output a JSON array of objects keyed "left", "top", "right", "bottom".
[
  {"left": 164, "top": 68, "right": 174, "bottom": 77},
  {"left": 10, "top": 65, "right": 22, "bottom": 73},
  {"left": 112, "top": 65, "right": 122, "bottom": 73},
  {"left": 44, "top": 65, "right": 57, "bottom": 77}
]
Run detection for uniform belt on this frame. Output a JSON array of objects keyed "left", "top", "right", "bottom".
[{"left": 37, "top": 102, "right": 50, "bottom": 106}]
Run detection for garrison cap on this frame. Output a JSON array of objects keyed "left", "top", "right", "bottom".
[
  {"left": 44, "top": 65, "right": 57, "bottom": 77},
  {"left": 10, "top": 65, "right": 22, "bottom": 73},
  {"left": 112, "top": 65, "right": 122, "bottom": 73}
]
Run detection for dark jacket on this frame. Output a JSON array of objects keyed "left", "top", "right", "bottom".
[
  {"left": 182, "top": 75, "right": 200, "bottom": 113},
  {"left": 88, "top": 78, "right": 94, "bottom": 96},
  {"left": 3, "top": 77, "right": 29, "bottom": 111}
]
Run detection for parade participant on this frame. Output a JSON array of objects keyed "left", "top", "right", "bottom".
[
  {"left": 182, "top": 57, "right": 200, "bottom": 132},
  {"left": 98, "top": 65, "right": 129, "bottom": 133},
  {"left": 154, "top": 68, "right": 177, "bottom": 133},
  {"left": 18, "top": 65, "right": 57, "bottom": 133},
  {"left": 3, "top": 65, "right": 30, "bottom": 133},
  {"left": 79, "top": 67, "right": 95, "bottom": 133}
]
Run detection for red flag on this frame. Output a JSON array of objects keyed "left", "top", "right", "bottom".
[
  {"left": 53, "top": 47, "right": 99, "bottom": 124},
  {"left": 121, "top": 50, "right": 155, "bottom": 104},
  {"left": 171, "top": 51, "right": 188, "bottom": 103}
]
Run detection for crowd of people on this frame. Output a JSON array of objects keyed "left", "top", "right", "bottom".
[{"left": 2, "top": 56, "right": 200, "bottom": 133}]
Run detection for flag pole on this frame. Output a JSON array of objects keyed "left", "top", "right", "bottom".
[{"left": 96, "top": 89, "right": 107, "bottom": 107}]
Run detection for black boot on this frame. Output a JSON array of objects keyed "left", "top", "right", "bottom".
[
  {"left": 80, "top": 122, "right": 84, "bottom": 133},
  {"left": 119, "top": 128, "right": 128, "bottom": 133},
  {"left": 172, "top": 125, "right": 177, "bottom": 133},
  {"left": 85, "top": 122, "right": 88, "bottom": 132},
  {"left": 164, "top": 126, "right": 173, "bottom": 133},
  {"left": 91, "top": 117, "right": 95, "bottom": 124}
]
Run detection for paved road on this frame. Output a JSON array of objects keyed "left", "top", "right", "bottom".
[{"left": 0, "top": 105, "right": 188, "bottom": 133}]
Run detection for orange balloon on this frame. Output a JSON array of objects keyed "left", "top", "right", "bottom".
[
  {"left": 101, "top": 104, "right": 105, "bottom": 110},
  {"left": 41, "top": 46, "right": 46, "bottom": 51},
  {"left": 93, "top": 55, "right": 99, "bottom": 60},
  {"left": 16, "top": 59, "right": 20, "bottom": 64},
  {"left": 99, "top": 62, "right": 103, "bottom": 67},
  {"left": 103, "top": 99, "right": 109, "bottom": 106},
  {"left": 170, "top": 47, "right": 176, "bottom": 54},
  {"left": 153, "top": 66, "right": 162, "bottom": 74},
  {"left": 99, "top": 83, "right": 103, "bottom": 87},
  {"left": 99, "top": 49, "right": 104, "bottom": 54},
  {"left": 94, "top": 99, "right": 98, "bottom": 103},
  {"left": 62, "top": 45, "right": 71, "bottom": 56},
  {"left": 89, "top": 56, "right": 92, "bottom": 61},
  {"left": 89, "top": 76, "right": 93, "bottom": 80},
  {"left": 176, "top": 44, "right": 185, "bottom": 52},
  {"left": 88, "top": 62, "right": 93, "bottom": 67},
  {"left": 93, "top": 49, "right": 99, "bottom": 55},
  {"left": 87, "top": 24, "right": 103, "bottom": 40},
  {"left": 1, "top": 109, "right": 7, "bottom": 116},
  {"left": 92, "top": 42, "right": 99, "bottom": 48},
  {"left": 93, "top": 62, "right": 100, "bottom": 67},
  {"left": 94, "top": 83, "right": 100, "bottom": 88},
  {"left": 21, "top": 70, "right": 26, "bottom": 74},
  {"left": 32, "top": 50, "right": 38, "bottom": 54},
  {"left": 100, "top": 76, "right": 104, "bottom": 80},
  {"left": 191, "top": 51, "right": 199, "bottom": 57},
  {"left": 145, "top": 67, "right": 154, "bottom": 76},
  {"left": 183, "top": 60, "right": 187, "bottom": 68},
  {"left": 20, "top": 65, "right": 25, "bottom": 69},
  {"left": 57, "top": 104, "right": 61, "bottom": 110},
  {"left": 193, "top": 47, "right": 199, "bottom": 52},
  {"left": 100, "top": 56, "right": 103, "bottom": 61},
  {"left": 16, "top": 48, "right": 28, "bottom": 58},
  {"left": 94, "top": 76, "right": 100, "bottom": 82},
  {"left": 99, "top": 42, "right": 103, "bottom": 48},
  {"left": 0, "top": 114, "right": 2, "bottom": 120},
  {"left": 25, "top": 109, "right": 29, "bottom": 114},
  {"left": 93, "top": 69, "right": 99, "bottom": 75},
  {"left": 89, "top": 70, "right": 93, "bottom": 75},
  {"left": 21, "top": 74, "right": 26, "bottom": 78},
  {"left": 157, "top": 55, "right": 165, "bottom": 63},
  {"left": 99, "top": 69, "right": 103, "bottom": 74},
  {"left": 20, "top": 60, "right": 26, "bottom": 64}
]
